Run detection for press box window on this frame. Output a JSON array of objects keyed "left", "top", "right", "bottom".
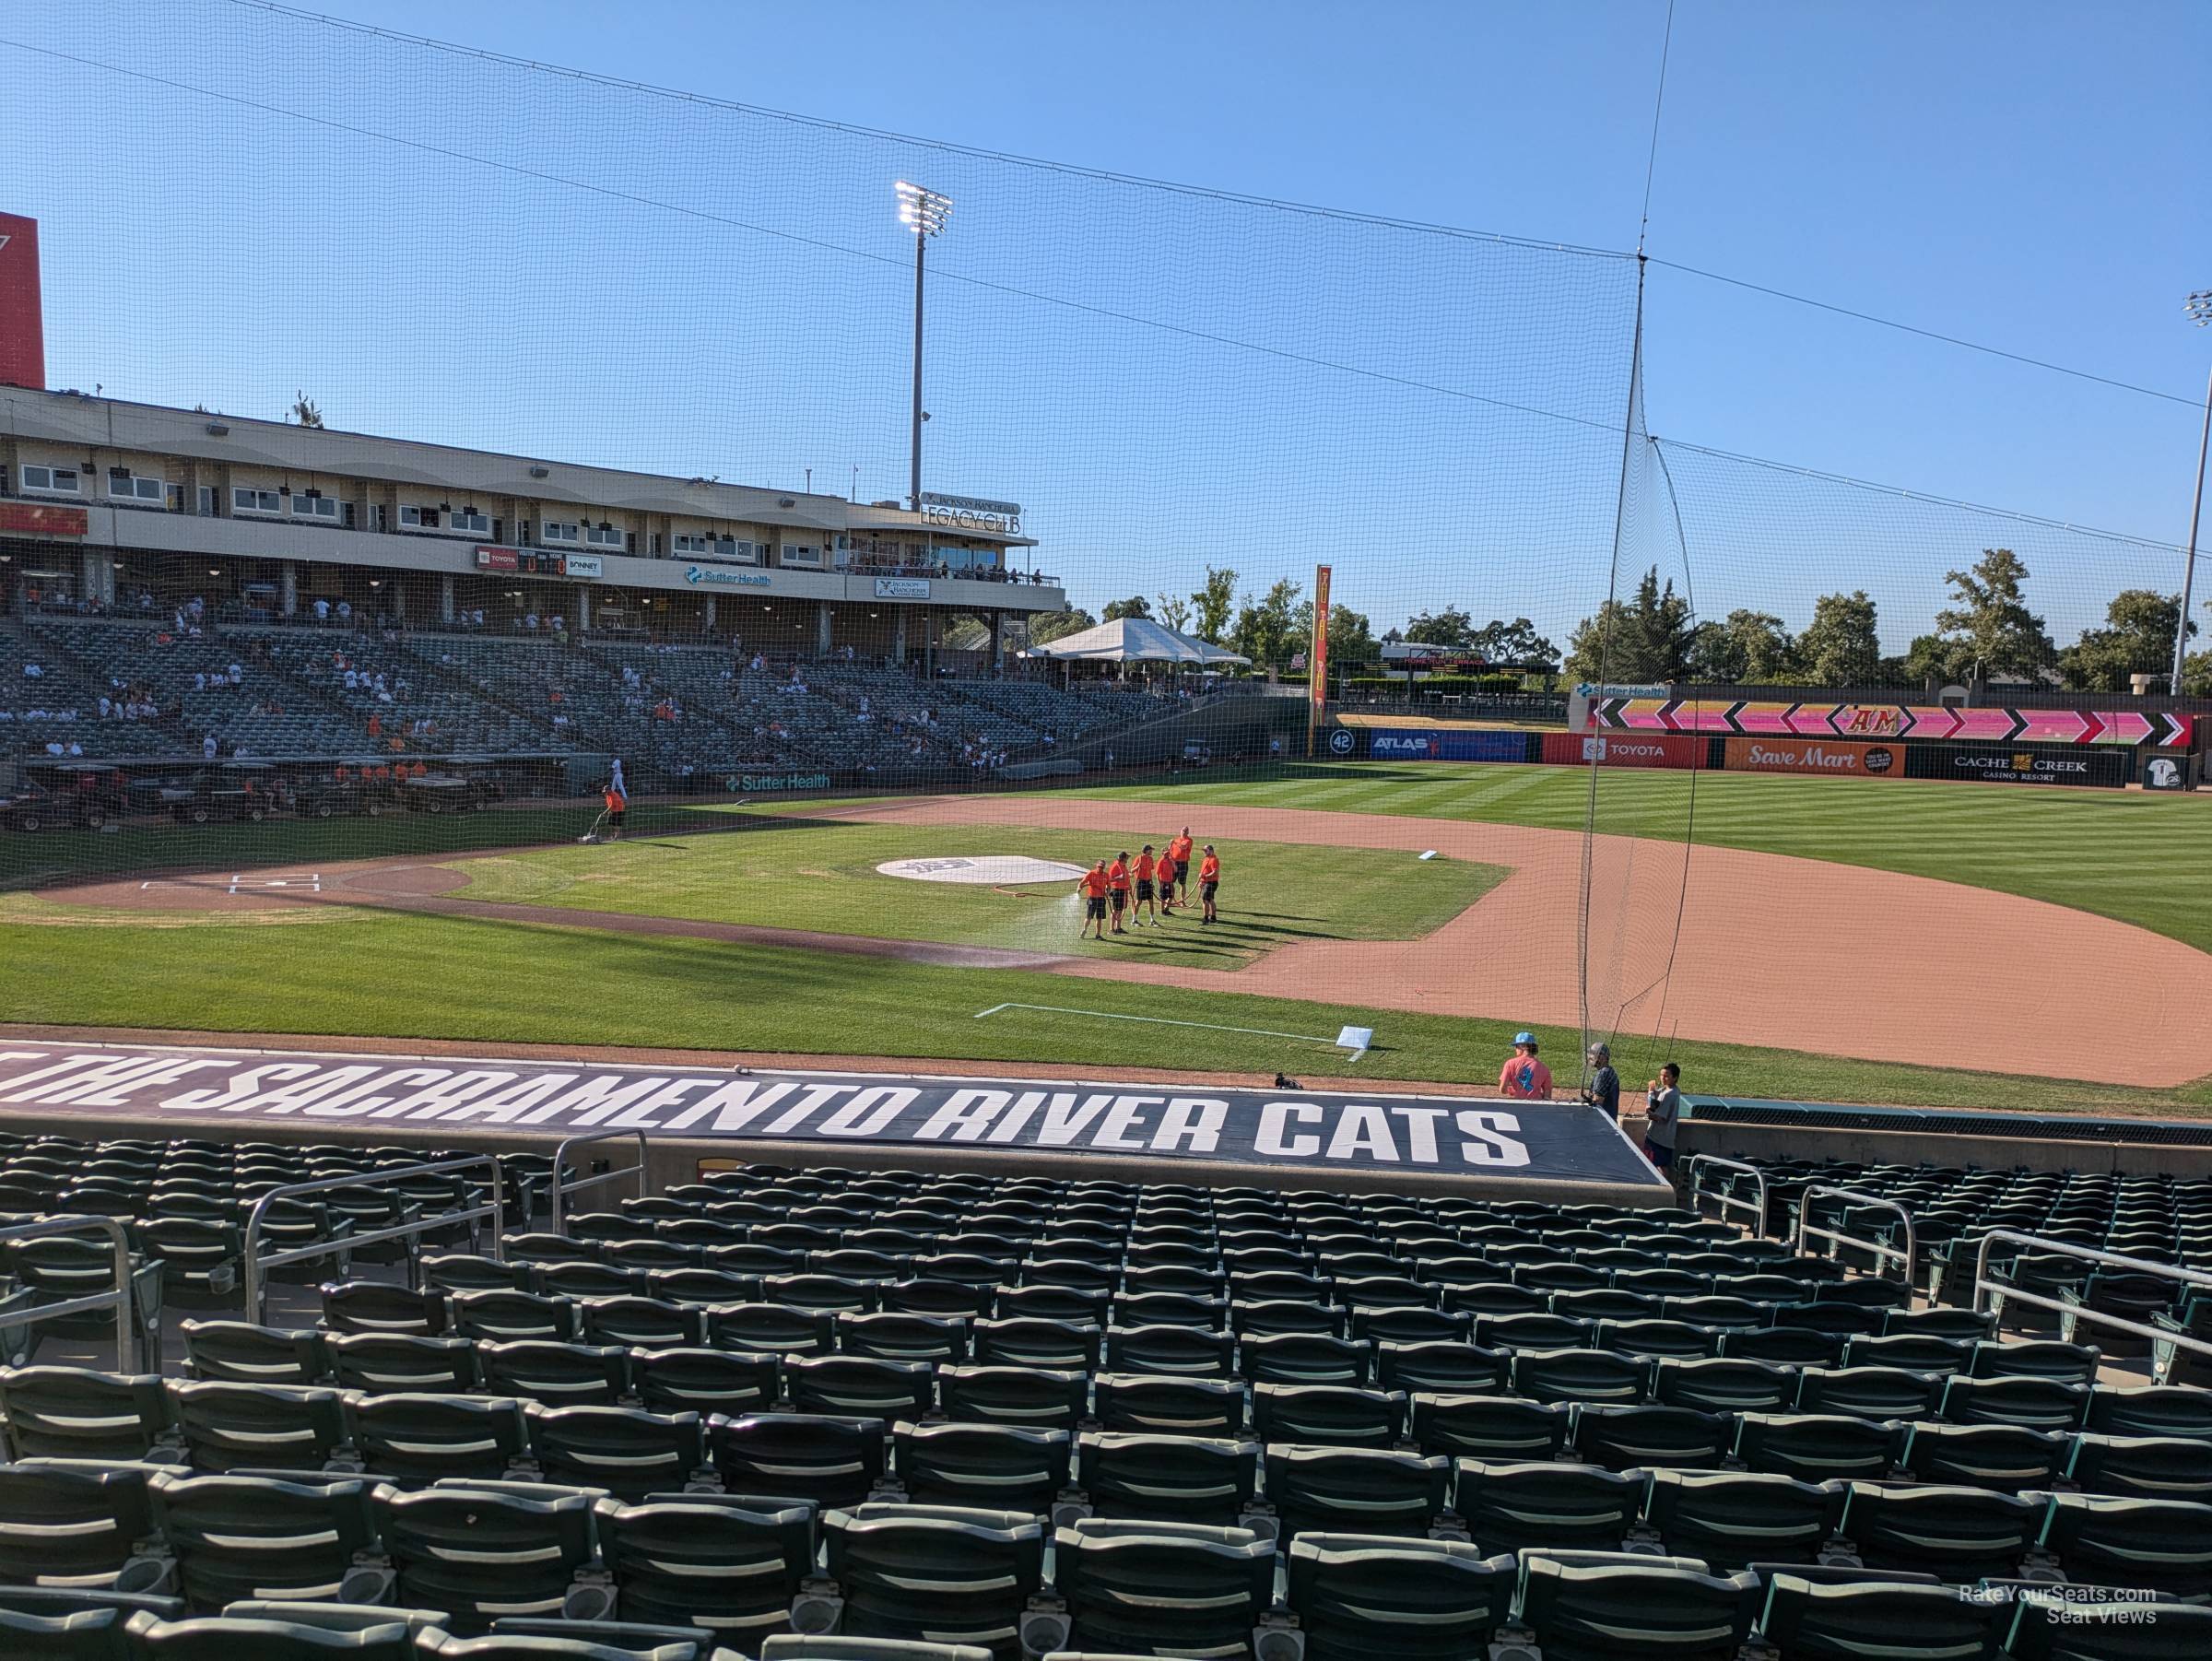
[
  {"left": 20, "top": 465, "right": 81, "bottom": 495},
  {"left": 233, "top": 487, "right": 281, "bottom": 514},
  {"left": 450, "top": 509, "right": 490, "bottom": 535},
  {"left": 399, "top": 504, "right": 441, "bottom": 529},
  {"left": 585, "top": 524, "right": 624, "bottom": 548},
  {"left": 541, "top": 521, "right": 580, "bottom": 544},
  {"left": 290, "top": 492, "right": 341, "bottom": 521},
  {"left": 108, "top": 469, "right": 166, "bottom": 503}
]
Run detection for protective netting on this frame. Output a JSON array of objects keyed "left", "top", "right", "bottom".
[{"left": 0, "top": 0, "right": 2203, "bottom": 1108}]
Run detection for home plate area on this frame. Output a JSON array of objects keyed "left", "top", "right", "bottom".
[{"left": 877, "top": 855, "right": 1088, "bottom": 885}]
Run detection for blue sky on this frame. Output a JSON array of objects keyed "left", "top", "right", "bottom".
[{"left": 3, "top": 0, "right": 2206, "bottom": 649}]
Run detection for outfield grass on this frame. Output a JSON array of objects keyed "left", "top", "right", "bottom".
[
  {"left": 3, "top": 906, "right": 2205, "bottom": 1113},
  {"left": 1054, "top": 762, "right": 2212, "bottom": 953},
  {"left": 449, "top": 823, "right": 1501, "bottom": 971}
]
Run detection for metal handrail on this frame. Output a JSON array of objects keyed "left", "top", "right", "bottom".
[
  {"left": 1687, "top": 1155, "right": 1771, "bottom": 1237},
  {"left": 547, "top": 1130, "right": 650, "bottom": 1233},
  {"left": 0, "top": 1215, "right": 139, "bottom": 1367},
  {"left": 1795, "top": 1184, "right": 1916, "bottom": 1287},
  {"left": 1971, "top": 1229, "right": 2212, "bottom": 1362},
  {"left": 242, "top": 1156, "right": 504, "bottom": 1321}
]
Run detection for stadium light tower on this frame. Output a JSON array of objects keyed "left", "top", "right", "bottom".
[
  {"left": 2175, "top": 289, "right": 2212, "bottom": 694},
  {"left": 896, "top": 181, "right": 953, "bottom": 513}
]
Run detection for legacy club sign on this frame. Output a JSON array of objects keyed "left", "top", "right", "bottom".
[
  {"left": 919, "top": 491, "right": 1022, "bottom": 535},
  {"left": 0, "top": 1044, "right": 1663, "bottom": 1184}
]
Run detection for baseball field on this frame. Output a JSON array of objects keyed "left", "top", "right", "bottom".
[{"left": 3, "top": 760, "right": 2207, "bottom": 1113}]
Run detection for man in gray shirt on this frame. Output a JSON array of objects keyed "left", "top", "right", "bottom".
[
  {"left": 1582, "top": 1043, "right": 1620, "bottom": 1122},
  {"left": 1643, "top": 1062, "right": 1682, "bottom": 1178}
]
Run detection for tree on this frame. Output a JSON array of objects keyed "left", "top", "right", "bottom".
[
  {"left": 1190, "top": 567, "right": 1238, "bottom": 644},
  {"left": 1897, "top": 631, "right": 1971, "bottom": 688},
  {"left": 1470, "top": 617, "right": 1559, "bottom": 671},
  {"left": 1230, "top": 577, "right": 1303, "bottom": 671},
  {"left": 1153, "top": 592, "right": 1193, "bottom": 632},
  {"left": 1289, "top": 601, "right": 1378, "bottom": 668},
  {"left": 1403, "top": 605, "right": 1477, "bottom": 647},
  {"left": 1029, "top": 607, "right": 1097, "bottom": 645},
  {"left": 2058, "top": 590, "right": 2195, "bottom": 692},
  {"left": 1932, "top": 548, "right": 2055, "bottom": 683},
  {"left": 1686, "top": 609, "right": 1797, "bottom": 685},
  {"left": 290, "top": 393, "right": 324, "bottom": 429},
  {"left": 1794, "top": 590, "right": 1883, "bottom": 686},
  {"left": 1562, "top": 567, "right": 1694, "bottom": 684},
  {"left": 1101, "top": 595, "right": 1152, "bottom": 622}
]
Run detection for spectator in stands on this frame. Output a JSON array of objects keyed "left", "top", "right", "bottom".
[
  {"left": 1582, "top": 1043, "right": 1619, "bottom": 1121},
  {"left": 313, "top": 597, "right": 330, "bottom": 623},
  {"left": 336, "top": 599, "right": 352, "bottom": 625},
  {"left": 202, "top": 734, "right": 218, "bottom": 760},
  {"left": 1643, "top": 1062, "right": 1682, "bottom": 1177},
  {"left": 1497, "top": 1033, "right": 1554, "bottom": 1100}
]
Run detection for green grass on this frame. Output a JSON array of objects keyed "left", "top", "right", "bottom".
[
  {"left": 4, "top": 907, "right": 2206, "bottom": 1113},
  {"left": 448, "top": 823, "right": 1503, "bottom": 971},
  {"left": 1044, "top": 762, "right": 2212, "bottom": 953}
]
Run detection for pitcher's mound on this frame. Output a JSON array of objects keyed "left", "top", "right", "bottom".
[{"left": 877, "top": 855, "right": 1088, "bottom": 885}]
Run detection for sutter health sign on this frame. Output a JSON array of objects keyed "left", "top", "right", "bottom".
[{"left": 0, "top": 1043, "right": 1663, "bottom": 1185}]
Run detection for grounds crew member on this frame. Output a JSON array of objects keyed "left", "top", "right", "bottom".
[
  {"left": 1106, "top": 852, "right": 1133, "bottom": 934},
  {"left": 1077, "top": 860, "right": 1111, "bottom": 940},
  {"left": 1198, "top": 844, "right": 1221, "bottom": 923},
  {"left": 1155, "top": 845, "right": 1180, "bottom": 917},
  {"left": 1132, "top": 845, "right": 1159, "bottom": 925}
]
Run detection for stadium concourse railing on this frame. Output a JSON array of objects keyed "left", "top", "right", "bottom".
[
  {"left": 242, "top": 1156, "right": 506, "bottom": 1322},
  {"left": 1972, "top": 1231, "right": 2212, "bottom": 1367},
  {"left": 1686, "top": 1155, "right": 1771, "bottom": 1238},
  {"left": 547, "top": 1130, "right": 650, "bottom": 1234},
  {"left": 1794, "top": 1185, "right": 1917, "bottom": 1289},
  {"left": 0, "top": 1214, "right": 138, "bottom": 1366}
]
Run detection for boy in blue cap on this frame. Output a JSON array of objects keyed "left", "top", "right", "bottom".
[{"left": 1497, "top": 1031, "right": 1554, "bottom": 1100}]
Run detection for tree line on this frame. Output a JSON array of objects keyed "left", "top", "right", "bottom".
[{"left": 1560, "top": 549, "right": 2209, "bottom": 694}]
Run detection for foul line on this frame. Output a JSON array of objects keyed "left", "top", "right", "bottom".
[{"left": 975, "top": 1001, "right": 1359, "bottom": 1054}]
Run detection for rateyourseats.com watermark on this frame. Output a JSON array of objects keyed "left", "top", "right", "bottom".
[{"left": 1961, "top": 1584, "right": 2160, "bottom": 1624}]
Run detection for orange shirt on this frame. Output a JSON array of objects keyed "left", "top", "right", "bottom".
[
  {"left": 1157, "top": 855, "right": 1178, "bottom": 882},
  {"left": 1107, "top": 860, "right": 1131, "bottom": 891},
  {"left": 604, "top": 789, "right": 622, "bottom": 812},
  {"left": 1199, "top": 854, "right": 1220, "bottom": 881},
  {"left": 1080, "top": 869, "right": 1109, "bottom": 898},
  {"left": 1135, "top": 854, "right": 1156, "bottom": 881},
  {"left": 1170, "top": 836, "right": 1194, "bottom": 864}
]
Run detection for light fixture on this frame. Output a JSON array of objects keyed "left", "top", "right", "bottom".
[
  {"left": 205, "top": 421, "right": 229, "bottom": 437},
  {"left": 895, "top": 181, "right": 952, "bottom": 237},
  {"left": 778, "top": 497, "right": 795, "bottom": 509},
  {"left": 529, "top": 465, "right": 549, "bottom": 478}
]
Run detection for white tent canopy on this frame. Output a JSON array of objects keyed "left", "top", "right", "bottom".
[{"left": 1023, "top": 616, "right": 1250, "bottom": 665}]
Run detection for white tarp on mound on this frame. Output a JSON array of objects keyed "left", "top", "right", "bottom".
[
  {"left": 1023, "top": 617, "right": 1250, "bottom": 665},
  {"left": 877, "top": 855, "right": 1088, "bottom": 885}
]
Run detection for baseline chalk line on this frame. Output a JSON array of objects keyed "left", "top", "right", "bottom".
[{"left": 975, "top": 1001, "right": 1360, "bottom": 1050}]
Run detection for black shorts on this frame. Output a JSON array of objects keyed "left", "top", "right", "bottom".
[
  {"left": 1202, "top": 880, "right": 1218, "bottom": 901},
  {"left": 1110, "top": 889, "right": 1127, "bottom": 911},
  {"left": 1086, "top": 897, "right": 1107, "bottom": 920},
  {"left": 1135, "top": 879, "right": 1154, "bottom": 901},
  {"left": 608, "top": 808, "right": 626, "bottom": 826},
  {"left": 1159, "top": 871, "right": 1178, "bottom": 893}
]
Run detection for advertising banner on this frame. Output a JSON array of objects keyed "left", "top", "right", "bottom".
[
  {"left": 562, "top": 554, "right": 604, "bottom": 580},
  {"left": 1722, "top": 736, "right": 1901, "bottom": 779},
  {"left": 1369, "top": 728, "right": 1534, "bottom": 763},
  {"left": 1541, "top": 731, "right": 1704, "bottom": 770},
  {"left": 0, "top": 214, "right": 44, "bottom": 392},
  {"left": 2142, "top": 753, "right": 2194, "bottom": 792},
  {"left": 1905, "top": 743, "right": 2132, "bottom": 789},
  {"left": 1309, "top": 564, "right": 1332, "bottom": 736},
  {"left": 873, "top": 577, "right": 930, "bottom": 599},
  {"left": 0, "top": 501, "right": 87, "bottom": 538},
  {"left": 474, "top": 547, "right": 518, "bottom": 572},
  {"left": 1585, "top": 694, "right": 2189, "bottom": 748},
  {"left": 0, "top": 1043, "right": 1665, "bottom": 1186}
]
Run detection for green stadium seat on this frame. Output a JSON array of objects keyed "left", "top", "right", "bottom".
[
  {"left": 1473, "top": 1313, "right": 1594, "bottom": 1352},
  {"left": 1999, "top": 1586, "right": 2212, "bottom": 1661},
  {"left": 0, "top": 1369, "right": 172, "bottom": 1462},
  {"left": 1936, "top": 1375, "right": 2089, "bottom": 1431},
  {"left": 2035, "top": 1494, "right": 2212, "bottom": 1600},
  {"left": 1832, "top": 1482, "right": 2041, "bottom": 1580},
  {"left": 523, "top": 1406, "right": 707, "bottom": 1500},
  {"left": 1283, "top": 1532, "right": 1514, "bottom": 1661},
  {"left": 707, "top": 1412, "right": 888, "bottom": 1509},
  {"left": 1794, "top": 1365, "right": 1944, "bottom": 1421},
  {"left": 817, "top": 1503, "right": 1048, "bottom": 1653},
  {"left": 1090, "top": 1373, "right": 1243, "bottom": 1438},
  {"left": 1239, "top": 1332, "right": 1373, "bottom": 1386},
  {"left": 1595, "top": 1318, "right": 1721, "bottom": 1361},
  {"left": 1968, "top": 1339, "right": 2100, "bottom": 1385},
  {"left": 1265, "top": 1445, "right": 1452, "bottom": 1543},
  {"left": 1053, "top": 1519, "right": 1275, "bottom": 1657},
  {"left": 1840, "top": 1334, "right": 1973, "bottom": 1375},
  {"left": 1452, "top": 1461, "right": 1644, "bottom": 1555},
  {"left": 146, "top": 1472, "right": 387, "bottom": 1612},
  {"left": 705, "top": 1304, "right": 835, "bottom": 1359},
  {"left": 1641, "top": 1469, "right": 1844, "bottom": 1570},
  {"left": 1755, "top": 1571, "right": 2006, "bottom": 1661},
  {"left": 1512, "top": 1551, "right": 1760, "bottom": 1661},
  {"left": 578, "top": 1298, "right": 702, "bottom": 1351},
  {"left": 122, "top": 1611, "right": 418, "bottom": 1658},
  {"left": 422, "top": 1255, "right": 530, "bottom": 1295},
  {"left": 324, "top": 1333, "right": 477, "bottom": 1396},
  {"left": 475, "top": 1341, "right": 629, "bottom": 1408},
  {"left": 934, "top": 1365, "right": 1088, "bottom": 1431},
  {"left": 314, "top": 1283, "right": 444, "bottom": 1338},
  {"left": 1881, "top": 1307, "right": 1997, "bottom": 1342},
  {"left": 1721, "top": 1326, "right": 1845, "bottom": 1368},
  {"left": 164, "top": 1382, "right": 347, "bottom": 1475},
  {"left": 1347, "top": 1306, "right": 1471, "bottom": 1347},
  {"left": 450, "top": 1291, "right": 575, "bottom": 1345},
  {"left": 834, "top": 1313, "right": 969, "bottom": 1367},
  {"left": 1074, "top": 1431, "right": 1260, "bottom": 1526},
  {"left": 1250, "top": 1384, "right": 1406, "bottom": 1450},
  {"left": 179, "top": 1322, "right": 328, "bottom": 1386},
  {"left": 1901, "top": 1423, "right": 2068, "bottom": 1490},
  {"left": 0, "top": 1462, "right": 167, "bottom": 1593},
  {"left": 2083, "top": 1386, "right": 2212, "bottom": 1443},
  {"left": 1573, "top": 1404, "right": 1729, "bottom": 1471},
  {"left": 784, "top": 1356, "right": 934, "bottom": 1421},
  {"left": 1651, "top": 1355, "right": 1795, "bottom": 1414},
  {"left": 592, "top": 1494, "right": 815, "bottom": 1643},
  {"left": 372, "top": 1483, "right": 598, "bottom": 1633},
  {"left": 2065, "top": 1432, "right": 2212, "bottom": 1503},
  {"left": 890, "top": 1421, "right": 1070, "bottom": 1515},
  {"left": 340, "top": 1392, "right": 529, "bottom": 1485},
  {"left": 641, "top": 1269, "right": 758, "bottom": 1308},
  {"left": 1731, "top": 1412, "right": 1908, "bottom": 1484},
  {"left": 1507, "top": 1347, "right": 1645, "bottom": 1406}
]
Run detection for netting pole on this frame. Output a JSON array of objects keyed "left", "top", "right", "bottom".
[{"left": 1580, "top": 253, "right": 1648, "bottom": 1071}]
